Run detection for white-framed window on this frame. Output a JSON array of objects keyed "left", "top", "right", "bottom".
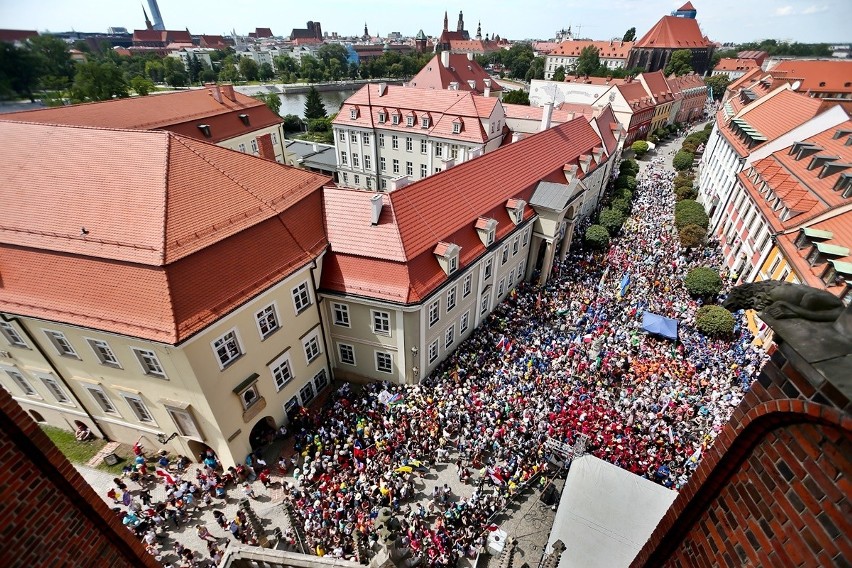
[
  {"left": 4, "top": 368, "right": 36, "bottom": 397},
  {"left": 132, "top": 348, "right": 166, "bottom": 378},
  {"left": 447, "top": 286, "right": 457, "bottom": 311},
  {"left": 123, "top": 393, "right": 155, "bottom": 423},
  {"left": 449, "top": 254, "right": 458, "bottom": 274},
  {"left": 498, "top": 278, "right": 506, "bottom": 297},
  {"left": 350, "top": 109, "right": 357, "bottom": 119},
  {"left": 314, "top": 369, "right": 329, "bottom": 392},
  {"left": 338, "top": 130, "right": 345, "bottom": 142},
  {"left": 86, "top": 385, "right": 119, "bottom": 415},
  {"left": 352, "top": 153, "right": 360, "bottom": 168},
  {"left": 406, "top": 137, "right": 413, "bottom": 151},
  {"left": 512, "top": 236, "right": 520, "bottom": 256},
  {"left": 269, "top": 352, "right": 294, "bottom": 391},
  {"left": 354, "top": 174, "right": 360, "bottom": 185},
  {"left": 299, "top": 381, "right": 316, "bottom": 405},
  {"left": 392, "top": 135, "right": 399, "bottom": 149},
  {"left": 518, "top": 260, "right": 526, "bottom": 280},
  {"left": 501, "top": 245, "right": 509, "bottom": 265},
  {"left": 486, "top": 229, "right": 495, "bottom": 246},
  {"left": 422, "top": 117, "right": 430, "bottom": 128},
  {"left": 362, "top": 132, "right": 370, "bottom": 144},
  {"left": 428, "top": 340, "right": 439, "bottom": 364},
  {"left": 381, "top": 157, "right": 387, "bottom": 172},
  {"left": 342, "top": 172, "right": 348, "bottom": 184},
  {"left": 522, "top": 229, "right": 530, "bottom": 247},
  {"left": 0, "top": 322, "right": 27, "bottom": 348},
  {"left": 420, "top": 139, "right": 427, "bottom": 153},
  {"left": 40, "top": 375, "right": 71, "bottom": 404},
  {"left": 86, "top": 339, "right": 120, "bottom": 367},
  {"left": 238, "top": 143, "right": 246, "bottom": 153},
  {"left": 480, "top": 293, "right": 490, "bottom": 315},
  {"left": 292, "top": 281, "right": 312, "bottom": 313},
  {"left": 332, "top": 302, "right": 350, "bottom": 327},
  {"left": 350, "top": 132, "right": 358, "bottom": 142},
  {"left": 237, "top": 383, "right": 260, "bottom": 410},
  {"left": 460, "top": 311, "right": 470, "bottom": 334},
  {"left": 393, "top": 159, "right": 400, "bottom": 174},
  {"left": 453, "top": 122, "right": 461, "bottom": 134},
  {"left": 428, "top": 300, "right": 440, "bottom": 327},
  {"left": 303, "top": 329, "right": 322, "bottom": 364},
  {"left": 381, "top": 179, "right": 388, "bottom": 190},
  {"left": 445, "top": 324, "right": 455, "bottom": 348},
  {"left": 451, "top": 145, "right": 459, "bottom": 159},
  {"left": 250, "top": 139, "right": 258, "bottom": 154},
  {"left": 435, "top": 144, "right": 443, "bottom": 157},
  {"left": 44, "top": 330, "right": 78, "bottom": 358},
  {"left": 255, "top": 304, "right": 279, "bottom": 339},
  {"left": 378, "top": 112, "right": 386, "bottom": 123},
  {"left": 338, "top": 343, "right": 356, "bottom": 365},
  {"left": 376, "top": 351, "right": 393, "bottom": 374},
  {"left": 406, "top": 161, "right": 413, "bottom": 176},
  {"left": 372, "top": 310, "right": 391, "bottom": 336},
  {"left": 420, "top": 164, "right": 428, "bottom": 178},
  {"left": 212, "top": 330, "right": 242, "bottom": 368},
  {"left": 379, "top": 133, "right": 385, "bottom": 147},
  {"left": 364, "top": 154, "right": 371, "bottom": 170},
  {"left": 484, "top": 258, "right": 493, "bottom": 280},
  {"left": 407, "top": 116, "right": 414, "bottom": 127},
  {"left": 463, "top": 274, "right": 472, "bottom": 297},
  {"left": 340, "top": 151, "right": 348, "bottom": 165},
  {"left": 392, "top": 113, "right": 400, "bottom": 125},
  {"left": 167, "top": 407, "right": 201, "bottom": 439},
  {"left": 508, "top": 268, "right": 515, "bottom": 283}
]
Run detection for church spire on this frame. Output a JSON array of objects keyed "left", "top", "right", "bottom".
[
  {"left": 142, "top": 3, "right": 152, "bottom": 31},
  {"left": 476, "top": 21, "right": 482, "bottom": 40},
  {"left": 457, "top": 10, "right": 464, "bottom": 32},
  {"left": 443, "top": 11, "right": 448, "bottom": 31}
]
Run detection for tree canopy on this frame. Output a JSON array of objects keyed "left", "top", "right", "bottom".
[
  {"left": 684, "top": 267, "right": 723, "bottom": 298},
  {"left": 695, "top": 305, "right": 735, "bottom": 337},
  {"left": 70, "top": 61, "right": 129, "bottom": 102},
  {"left": 575, "top": 45, "right": 600, "bottom": 76},
  {"left": 664, "top": 49, "right": 694, "bottom": 76},
  {"left": 622, "top": 27, "right": 636, "bottom": 42},
  {"left": 585, "top": 225, "right": 610, "bottom": 250},
  {"left": 552, "top": 65, "right": 566, "bottom": 82},
  {"left": 304, "top": 86, "right": 327, "bottom": 120},
  {"left": 253, "top": 92, "right": 281, "bottom": 115},
  {"left": 502, "top": 89, "right": 530, "bottom": 105},
  {"left": 704, "top": 74, "right": 730, "bottom": 101}
]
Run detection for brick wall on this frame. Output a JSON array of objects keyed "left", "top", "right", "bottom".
[
  {"left": 0, "top": 387, "right": 159, "bottom": 568},
  {"left": 632, "top": 344, "right": 851, "bottom": 568}
]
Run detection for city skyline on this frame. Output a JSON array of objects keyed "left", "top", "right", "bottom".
[{"left": 0, "top": 0, "right": 848, "bottom": 44}]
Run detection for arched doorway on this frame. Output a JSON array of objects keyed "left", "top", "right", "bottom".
[
  {"left": 249, "top": 416, "right": 276, "bottom": 450},
  {"left": 73, "top": 420, "right": 87, "bottom": 429},
  {"left": 29, "top": 410, "right": 45, "bottom": 423},
  {"left": 186, "top": 439, "right": 209, "bottom": 462}
]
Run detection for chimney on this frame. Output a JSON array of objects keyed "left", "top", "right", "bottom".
[
  {"left": 208, "top": 83, "right": 222, "bottom": 104},
  {"left": 440, "top": 50, "right": 450, "bottom": 68},
  {"left": 377, "top": 82, "right": 387, "bottom": 97},
  {"left": 484, "top": 78, "right": 491, "bottom": 97},
  {"left": 390, "top": 176, "right": 411, "bottom": 191},
  {"left": 466, "top": 52, "right": 474, "bottom": 61},
  {"left": 512, "top": 132, "right": 522, "bottom": 143},
  {"left": 540, "top": 102, "right": 553, "bottom": 132},
  {"left": 370, "top": 194, "right": 383, "bottom": 225},
  {"left": 256, "top": 133, "right": 277, "bottom": 161},
  {"left": 221, "top": 84, "right": 236, "bottom": 101}
]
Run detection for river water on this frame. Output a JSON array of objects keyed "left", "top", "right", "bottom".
[{"left": 277, "top": 89, "right": 358, "bottom": 118}]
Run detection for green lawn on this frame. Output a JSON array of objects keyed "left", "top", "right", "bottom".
[{"left": 40, "top": 425, "right": 106, "bottom": 464}]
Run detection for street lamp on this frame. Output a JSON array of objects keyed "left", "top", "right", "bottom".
[{"left": 156, "top": 432, "right": 179, "bottom": 445}]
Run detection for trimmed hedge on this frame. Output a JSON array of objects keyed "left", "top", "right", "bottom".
[
  {"left": 678, "top": 224, "right": 706, "bottom": 248},
  {"left": 674, "top": 199, "right": 709, "bottom": 229},
  {"left": 613, "top": 188, "right": 633, "bottom": 202},
  {"left": 675, "top": 184, "right": 698, "bottom": 201},
  {"left": 585, "top": 224, "right": 610, "bottom": 250},
  {"left": 695, "top": 305, "right": 736, "bottom": 337},
  {"left": 684, "top": 267, "right": 723, "bottom": 298},
  {"left": 620, "top": 159, "right": 639, "bottom": 176},
  {"left": 612, "top": 197, "right": 632, "bottom": 214},
  {"left": 631, "top": 140, "right": 649, "bottom": 157},
  {"left": 673, "top": 150, "right": 695, "bottom": 171},
  {"left": 615, "top": 175, "right": 637, "bottom": 191},
  {"left": 599, "top": 207, "right": 626, "bottom": 235}
]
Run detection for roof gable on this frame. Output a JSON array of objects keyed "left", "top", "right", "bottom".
[{"left": 634, "top": 15, "right": 709, "bottom": 48}]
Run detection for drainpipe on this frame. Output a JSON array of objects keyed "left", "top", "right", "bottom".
[
  {"left": 308, "top": 256, "right": 335, "bottom": 383},
  {"left": 1, "top": 314, "right": 109, "bottom": 441}
]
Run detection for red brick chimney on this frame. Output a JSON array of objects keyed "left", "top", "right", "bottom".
[
  {"left": 221, "top": 84, "right": 236, "bottom": 102},
  {"left": 207, "top": 83, "right": 222, "bottom": 103},
  {"left": 256, "top": 133, "right": 277, "bottom": 161}
]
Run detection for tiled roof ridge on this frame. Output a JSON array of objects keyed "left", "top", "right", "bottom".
[{"left": 0, "top": 118, "right": 166, "bottom": 136}]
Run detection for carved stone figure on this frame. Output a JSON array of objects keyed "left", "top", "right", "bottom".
[{"left": 722, "top": 281, "right": 845, "bottom": 323}]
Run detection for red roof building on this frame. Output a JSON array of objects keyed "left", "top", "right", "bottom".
[
  {"left": 767, "top": 60, "right": 852, "bottom": 111},
  {"left": 667, "top": 73, "right": 707, "bottom": 124},
  {"left": 0, "top": 29, "right": 38, "bottom": 45},
  {"left": 628, "top": 8, "right": 714, "bottom": 75},
  {"left": 408, "top": 52, "right": 502, "bottom": 97},
  {"left": 615, "top": 79, "right": 657, "bottom": 144},
  {"left": 712, "top": 58, "right": 759, "bottom": 80},
  {"left": 545, "top": 40, "right": 633, "bottom": 79},
  {"left": 199, "top": 34, "right": 230, "bottom": 49},
  {"left": 132, "top": 28, "right": 193, "bottom": 47}
]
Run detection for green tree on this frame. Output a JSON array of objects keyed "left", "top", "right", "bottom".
[
  {"left": 674, "top": 199, "right": 709, "bottom": 229},
  {"left": 620, "top": 159, "right": 639, "bottom": 176},
  {"left": 304, "top": 86, "right": 327, "bottom": 120},
  {"left": 274, "top": 55, "right": 298, "bottom": 77},
  {"left": 675, "top": 184, "right": 698, "bottom": 201},
  {"left": 252, "top": 92, "right": 281, "bottom": 115},
  {"left": 130, "top": 75, "right": 155, "bottom": 96},
  {"left": 615, "top": 175, "right": 637, "bottom": 191},
  {"left": 612, "top": 197, "right": 632, "bottom": 215},
  {"left": 28, "top": 35, "right": 75, "bottom": 91},
  {"left": 316, "top": 43, "right": 349, "bottom": 73},
  {"left": 525, "top": 57, "right": 545, "bottom": 82},
  {"left": 145, "top": 60, "right": 164, "bottom": 83},
  {"left": 187, "top": 53, "right": 202, "bottom": 84},
  {"left": 282, "top": 114, "right": 303, "bottom": 132},
  {"left": 502, "top": 89, "right": 530, "bottom": 105},
  {"left": 0, "top": 43, "right": 40, "bottom": 101},
  {"left": 631, "top": 140, "right": 649, "bottom": 157},
  {"left": 71, "top": 61, "right": 129, "bottom": 102},
  {"left": 300, "top": 55, "right": 323, "bottom": 82},
  {"left": 679, "top": 224, "right": 706, "bottom": 248},
  {"left": 599, "top": 207, "right": 626, "bottom": 235},
  {"left": 259, "top": 62, "right": 274, "bottom": 82},
  {"left": 585, "top": 225, "right": 610, "bottom": 250},
  {"left": 552, "top": 65, "right": 566, "bottom": 82},
  {"left": 684, "top": 267, "right": 723, "bottom": 298},
  {"left": 673, "top": 150, "right": 695, "bottom": 171},
  {"left": 238, "top": 57, "right": 259, "bottom": 81},
  {"left": 622, "top": 27, "right": 636, "bottom": 42},
  {"left": 218, "top": 62, "right": 239, "bottom": 82},
  {"left": 695, "top": 305, "right": 735, "bottom": 337},
  {"left": 575, "top": 45, "right": 600, "bottom": 76},
  {"left": 704, "top": 74, "right": 730, "bottom": 101},
  {"left": 664, "top": 49, "right": 693, "bottom": 76}
]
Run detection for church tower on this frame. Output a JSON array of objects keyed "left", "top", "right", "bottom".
[
  {"left": 476, "top": 21, "right": 482, "bottom": 40},
  {"left": 443, "top": 11, "right": 448, "bottom": 31},
  {"left": 457, "top": 11, "right": 464, "bottom": 32}
]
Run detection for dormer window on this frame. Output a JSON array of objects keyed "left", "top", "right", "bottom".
[
  {"left": 239, "top": 113, "right": 250, "bottom": 126},
  {"left": 407, "top": 115, "right": 415, "bottom": 127},
  {"left": 506, "top": 199, "right": 527, "bottom": 225},
  {"left": 350, "top": 107, "right": 359, "bottom": 119},
  {"left": 422, "top": 116, "right": 430, "bottom": 128},
  {"left": 378, "top": 111, "right": 386, "bottom": 123},
  {"left": 475, "top": 217, "right": 498, "bottom": 247},
  {"left": 452, "top": 119, "right": 462, "bottom": 134},
  {"left": 434, "top": 242, "right": 461, "bottom": 276},
  {"left": 392, "top": 113, "right": 400, "bottom": 125},
  {"left": 198, "top": 124, "right": 212, "bottom": 137}
]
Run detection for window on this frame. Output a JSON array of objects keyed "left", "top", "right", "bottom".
[
  {"left": 367, "top": 176, "right": 372, "bottom": 189},
  {"left": 372, "top": 310, "right": 391, "bottom": 336},
  {"left": 380, "top": 157, "right": 387, "bottom": 172},
  {"left": 512, "top": 236, "right": 520, "bottom": 256},
  {"left": 87, "top": 339, "right": 120, "bottom": 367},
  {"left": 486, "top": 229, "right": 495, "bottom": 246},
  {"left": 40, "top": 376, "right": 70, "bottom": 404},
  {"left": 392, "top": 114, "right": 400, "bottom": 125},
  {"left": 168, "top": 407, "right": 201, "bottom": 438},
  {"left": 0, "top": 322, "right": 26, "bottom": 348},
  {"left": 378, "top": 112, "right": 386, "bottom": 123},
  {"left": 447, "top": 286, "right": 457, "bottom": 311},
  {"left": 453, "top": 122, "right": 461, "bottom": 134},
  {"left": 445, "top": 324, "right": 455, "bottom": 348},
  {"left": 463, "top": 274, "right": 472, "bottom": 297},
  {"left": 299, "top": 381, "right": 316, "bottom": 404},
  {"left": 407, "top": 116, "right": 414, "bottom": 127},
  {"left": 238, "top": 384, "right": 260, "bottom": 409},
  {"left": 393, "top": 159, "right": 400, "bottom": 174},
  {"left": 350, "top": 108, "right": 358, "bottom": 119},
  {"left": 392, "top": 135, "right": 399, "bottom": 149},
  {"left": 342, "top": 172, "right": 348, "bottom": 184},
  {"left": 350, "top": 132, "right": 357, "bottom": 143},
  {"left": 338, "top": 343, "right": 356, "bottom": 365},
  {"left": 376, "top": 351, "right": 393, "bottom": 373},
  {"left": 238, "top": 143, "right": 246, "bottom": 153},
  {"left": 449, "top": 254, "right": 459, "bottom": 274},
  {"left": 86, "top": 385, "right": 118, "bottom": 415},
  {"left": 501, "top": 245, "right": 509, "bottom": 265},
  {"left": 406, "top": 161, "right": 413, "bottom": 176},
  {"left": 123, "top": 394, "right": 155, "bottom": 423},
  {"left": 5, "top": 369, "right": 36, "bottom": 396},
  {"left": 314, "top": 369, "right": 329, "bottom": 392},
  {"left": 354, "top": 174, "right": 360, "bottom": 185},
  {"left": 420, "top": 139, "right": 427, "bottom": 153},
  {"left": 132, "top": 348, "right": 166, "bottom": 378},
  {"left": 364, "top": 155, "right": 371, "bottom": 170},
  {"left": 484, "top": 258, "right": 493, "bottom": 280},
  {"left": 250, "top": 139, "right": 258, "bottom": 154},
  {"left": 269, "top": 353, "right": 294, "bottom": 391},
  {"left": 212, "top": 330, "right": 242, "bottom": 368},
  {"left": 255, "top": 304, "right": 279, "bottom": 339},
  {"left": 406, "top": 137, "right": 413, "bottom": 151},
  {"left": 460, "top": 311, "right": 470, "bottom": 334},
  {"left": 379, "top": 133, "right": 385, "bottom": 147},
  {"left": 421, "top": 164, "right": 428, "bottom": 178},
  {"left": 381, "top": 179, "right": 387, "bottom": 190},
  {"left": 498, "top": 278, "right": 506, "bottom": 297},
  {"left": 522, "top": 229, "right": 530, "bottom": 247},
  {"left": 428, "top": 340, "right": 439, "bottom": 364},
  {"left": 341, "top": 151, "right": 348, "bottom": 165},
  {"left": 352, "top": 153, "right": 360, "bottom": 168},
  {"left": 422, "top": 117, "right": 430, "bottom": 128},
  {"left": 338, "top": 130, "right": 345, "bottom": 142},
  {"left": 508, "top": 268, "right": 515, "bottom": 283},
  {"left": 271, "top": 133, "right": 278, "bottom": 145},
  {"left": 363, "top": 132, "right": 370, "bottom": 144},
  {"left": 517, "top": 261, "right": 526, "bottom": 281},
  {"left": 292, "top": 282, "right": 312, "bottom": 313},
  {"left": 428, "top": 300, "right": 440, "bottom": 327},
  {"left": 480, "top": 293, "right": 490, "bottom": 315},
  {"left": 451, "top": 145, "right": 459, "bottom": 159},
  {"left": 435, "top": 144, "right": 443, "bottom": 157},
  {"left": 303, "top": 332, "right": 322, "bottom": 364},
  {"left": 332, "top": 302, "right": 350, "bottom": 327},
  {"left": 44, "top": 330, "right": 78, "bottom": 358}
]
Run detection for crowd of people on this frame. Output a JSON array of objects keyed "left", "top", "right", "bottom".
[{"left": 276, "top": 152, "right": 767, "bottom": 565}]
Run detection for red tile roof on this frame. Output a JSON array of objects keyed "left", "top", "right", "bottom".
[
  {"left": 594, "top": 105, "right": 620, "bottom": 156},
  {"left": 634, "top": 15, "right": 711, "bottom": 48},
  {"left": 408, "top": 54, "right": 503, "bottom": 95},
  {"left": 0, "top": 122, "right": 329, "bottom": 343},
  {"left": 321, "top": 118, "right": 605, "bottom": 303},
  {"left": 132, "top": 29, "right": 193, "bottom": 45},
  {"left": 549, "top": 40, "right": 633, "bottom": 60},
  {"left": 768, "top": 60, "right": 852, "bottom": 94},
  {"left": 503, "top": 103, "right": 593, "bottom": 124},
  {"left": 714, "top": 58, "right": 759, "bottom": 72},
  {"left": 617, "top": 81, "right": 655, "bottom": 111},
  {"left": 3, "top": 87, "right": 281, "bottom": 144},
  {"left": 448, "top": 39, "right": 503, "bottom": 54},
  {"left": 678, "top": 2, "right": 696, "bottom": 10},
  {"left": 641, "top": 70, "right": 675, "bottom": 102},
  {"left": 777, "top": 213, "right": 852, "bottom": 292},
  {"left": 333, "top": 84, "right": 497, "bottom": 143},
  {"left": 0, "top": 29, "right": 38, "bottom": 43}
]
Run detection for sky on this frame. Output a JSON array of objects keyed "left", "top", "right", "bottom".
[{"left": 1, "top": 0, "right": 848, "bottom": 44}]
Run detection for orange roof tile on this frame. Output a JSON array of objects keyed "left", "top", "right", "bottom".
[
  {"left": 634, "top": 15, "right": 710, "bottom": 48},
  {"left": 714, "top": 58, "right": 759, "bottom": 72},
  {"left": 617, "top": 81, "right": 655, "bottom": 110},
  {"left": 3, "top": 87, "right": 281, "bottom": 144},
  {"left": 776, "top": 211, "right": 852, "bottom": 291},
  {"left": 641, "top": 70, "right": 675, "bottom": 102},
  {"left": 549, "top": 40, "right": 633, "bottom": 60},
  {"left": 0, "top": 122, "right": 329, "bottom": 343},
  {"left": 768, "top": 60, "right": 852, "bottom": 94},
  {"left": 502, "top": 103, "right": 592, "bottom": 124},
  {"left": 408, "top": 53, "right": 503, "bottom": 96}
]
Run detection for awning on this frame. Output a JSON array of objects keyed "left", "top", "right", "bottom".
[{"left": 641, "top": 312, "right": 678, "bottom": 341}]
